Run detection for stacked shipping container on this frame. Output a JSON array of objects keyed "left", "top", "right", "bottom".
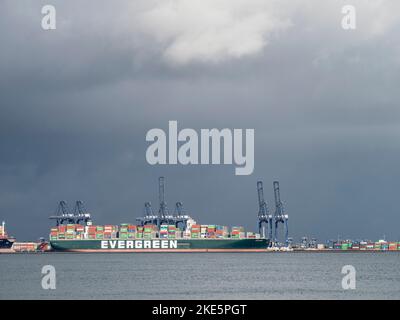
[
  {"left": 330, "top": 240, "right": 400, "bottom": 251},
  {"left": 231, "top": 226, "right": 245, "bottom": 239},
  {"left": 48, "top": 224, "right": 400, "bottom": 251},
  {"left": 49, "top": 223, "right": 261, "bottom": 240}
]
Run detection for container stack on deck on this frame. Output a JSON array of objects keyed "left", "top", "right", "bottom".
[
  {"left": 231, "top": 226, "right": 245, "bottom": 239},
  {"left": 118, "top": 224, "right": 137, "bottom": 239},
  {"left": 104, "top": 225, "right": 118, "bottom": 239},
  {"left": 191, "top": 224, "right": 200, "bottom": 238},
  {"left": 49, "top": 223, "right": 260, "bottom": 241},
  {"left": 144, "top": 224, "right": 157, "bottom": 239},
  {"left": 137, "top": 226, "right": 144, "bottom": 238},
  {"left": 167, "top": 225, "right": 177, "bottom": 239},
  {"left": 159, "top": 224, "right": 170, "bottom": 238}
]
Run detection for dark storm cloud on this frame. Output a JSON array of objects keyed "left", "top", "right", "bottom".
[{"left": 0, "top": 0, "right": 399, "bottom": 241}]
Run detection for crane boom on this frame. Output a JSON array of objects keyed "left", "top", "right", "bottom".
[{"left": 144, "top": 202, "right": 153, "bottom": 217}]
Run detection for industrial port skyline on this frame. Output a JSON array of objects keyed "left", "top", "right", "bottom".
[{"left": 2, "top": 176, "right": 399, "bottom": 246}]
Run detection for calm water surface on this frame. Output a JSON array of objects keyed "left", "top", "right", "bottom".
[{"left": 1, "top": 252, "right": 399, "bottom": 299}]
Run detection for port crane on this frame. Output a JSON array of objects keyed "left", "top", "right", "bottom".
[
  {"left": 257, "top": 181, "right": 273, "bottom": 241},
  {"left": 144, "top": 201, "right": 154, "bottom": 217},
  {"left": 273, "top": 181, "right": 289, "bottom": 246},
  {"left": 49, "top": 200, "right": 92, "bottom": 226},
  {"left": 158, "top": 176, "right": 168, "bottom": 228},
  {"left": 137, "top": 177, "right": 169, "bottom": 227},
  {"left": 136, "top": 202, "right": 158, "bottom": 226},
  {"left": 174, "top": 202, "right": 189, "bottom": 230},
  {"left": 137, "top": 177, "right": 189, "bottom": 231},
  {"left": 73, "top": 201, "right": 92, "bottom": 225},
  {"left": 175, "top": 202, "right": 184, "bottom": 216}
]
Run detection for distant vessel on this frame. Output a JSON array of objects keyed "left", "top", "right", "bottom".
[{"left": 0, "top": 221, "right": 16, "bottom": 249}]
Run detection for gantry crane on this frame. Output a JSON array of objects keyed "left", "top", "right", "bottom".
[
  {"left": 257, "top": 181, "right": 273, "bottom": 241},
  {"left": 174, "top": 202, "right": 188, "bottom": 230},
  {"left": 158, "top": 176, "right": 168, "bottom": 229},
  {"left": 136, "top": 177, "right": 189, "bottom": 231},
  {"left": 49, "top": 200, "right": 92, "bottom": 226},
  {"left": 72, "top": 201, "right": 92, "bottom": 225},
  {"left": 144, "top": 201, "right": 154, "bottom": 217},
  {"left": 137, "top": 201, "right": 158, "bottom": 226},
  {"left": 273, "top": 181, "right": 289, "bottom": 246}
]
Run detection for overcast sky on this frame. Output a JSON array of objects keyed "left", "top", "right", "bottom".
[{"left": 1, "top": 0, "right": 399, "bottom": 242}]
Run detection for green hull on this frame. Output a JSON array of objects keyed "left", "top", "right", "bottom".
[{"left": 50, "top": 238, "right": 269, "bottom": 252}]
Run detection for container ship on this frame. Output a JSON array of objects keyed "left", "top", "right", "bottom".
[{"left": 49, "top": 222, "right": 269, "bottom": 253}]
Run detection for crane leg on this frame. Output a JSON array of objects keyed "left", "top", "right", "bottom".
[
  {"left": 285, "top": 220, "right": 289, "bottom": 246},
  {"left": 268, "top": 218, "right": 273, "bottom": 241},
  {"left": 274, "top": 221, "right": 279, "bottom": 244}
]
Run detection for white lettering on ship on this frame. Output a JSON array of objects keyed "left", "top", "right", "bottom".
[{"left": 101, "top": 240, "right": 178, "bottom": 249}]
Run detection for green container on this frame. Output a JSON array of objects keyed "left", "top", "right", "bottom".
[{"left": 341, "top": 243, "right": 349, "bottom": 250}]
